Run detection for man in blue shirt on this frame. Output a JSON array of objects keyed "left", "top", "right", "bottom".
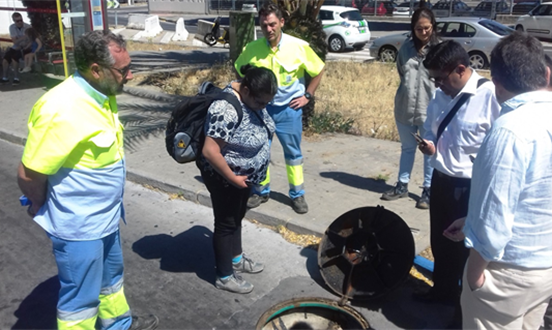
[{"left": 444, "top": 32, "right": 552, "bottom": 329}]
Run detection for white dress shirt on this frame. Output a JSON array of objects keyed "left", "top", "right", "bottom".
[
  {"left": 463, "top": 91, "right": 552, "bottom": 268},
  {"left": 423, "top": 71, "right": 501, "bottom": 179}
]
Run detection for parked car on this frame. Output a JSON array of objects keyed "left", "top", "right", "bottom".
[
  {"left": 515, "top": 2, "right": 552, "bottom": 40},
  {"left": 472, "top": 0, "right": 511, "bottom": 18},
  {"left": 361, "top": 1, "right": 397, "bottom": 15},
  {"left": 512, "top": 1, "right": 541, "bottom": 14},
  {"left": 319, "top": 5, "right": 372, "bottom": 52},
  {"left": 432, "top": 0, "right": 473, "bottom": 16},
  {"left": 369, "top": 17, "right": 513, "bottom": 69},
  {"left": 393, "top": 1, "right": 433, "bottom": 16}
]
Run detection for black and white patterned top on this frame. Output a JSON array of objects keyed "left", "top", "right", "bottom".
[{"left": 201, "top": 84, "right": 275, "bottom": 184}]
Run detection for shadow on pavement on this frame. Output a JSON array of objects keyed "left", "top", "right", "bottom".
[
  {"left": 319, "top": 171, "right": 392, "bottom": 193},
  {"left": 12, "top": 276, "right": 58, "bottom": 330},
  {"left": 132, "top": 225, "right": 215, "bottom": 284},
  {"left": 0, "top": 73, "right": 62, "bottom": 93}
]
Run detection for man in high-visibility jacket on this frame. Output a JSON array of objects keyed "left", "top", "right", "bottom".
[
  {"left": 235, "top": 2, "right": 325, "bottom": 214},
  {"left": 17, "top": 30, "right": 158, "bottom": 330}
]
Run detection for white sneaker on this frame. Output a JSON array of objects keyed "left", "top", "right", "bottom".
[{"left": 21, "top": 67, "right": 32, "bottom": 73}]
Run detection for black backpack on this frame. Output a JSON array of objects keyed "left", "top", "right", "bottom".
[{"left": 165, "top": 82, "right": 243, "bottom": 164}]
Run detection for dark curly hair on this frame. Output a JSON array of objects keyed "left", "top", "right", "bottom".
[{"left": 74, "top": 30, "right": 126, "bottom": 73}]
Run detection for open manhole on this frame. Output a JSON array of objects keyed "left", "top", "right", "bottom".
[
  {"left": 256, "top": 297, "right": 371, "bottom": 330},
  {"left": 257, "top": 206, "right": 415, "bottom": 330}
]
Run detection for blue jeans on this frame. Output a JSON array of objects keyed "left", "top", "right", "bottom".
[{"left": 395, "top": 120, "right": 433, "bottom": 188}]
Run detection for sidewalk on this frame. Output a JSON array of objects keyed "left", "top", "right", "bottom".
[{"left": 0, "top": 53, "right": 431, "bottom": 255}]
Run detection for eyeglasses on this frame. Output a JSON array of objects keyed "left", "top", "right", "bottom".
[
  {"left": 253, "top": 96, "right": 271, "bottom": 108},
  {"left": 110, "top": 64, "right": 131, "bottom": 78},
  {"left": 429, "top": 66, "right": 457, "bottom": 85},
  {"left": 415, "top": 26, "right": 432, "bottom": 34}
]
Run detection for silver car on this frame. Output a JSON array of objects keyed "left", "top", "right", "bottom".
[{"left": 369, "top": 17, "right": 513, "bottom": 69}]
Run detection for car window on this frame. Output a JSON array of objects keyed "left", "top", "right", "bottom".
[
  {"left": 478, "top": 19, "right": 514, "bottom": 35},
  {"left": 436, "top": 22, "right": 445, "bottom": 34},
  {"left": 532, "top": 4, "right": 550, "bottom": 15},
  {"left": 340, "top": 10, "right": 363, "bottom": 20},
  {"left": 443, "top": 22, "right": 462, "bottom": 36},
  {"left": 319, "top": 10, "right": 333, "bottom": 20},
  {"left": 462, "top": 24, "right": 476, "bottom": 37}
]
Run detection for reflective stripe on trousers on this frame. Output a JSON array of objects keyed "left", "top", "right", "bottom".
[
  {"left": 255, "top": 104, "right": 305, "bottom": 199},
  {"left": 50, "top": 231, "right": 132, "bottom": 330}
]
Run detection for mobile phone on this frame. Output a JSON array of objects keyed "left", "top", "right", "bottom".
[{"left": 411, "top": 132, "right": 425, "bottom": 145}]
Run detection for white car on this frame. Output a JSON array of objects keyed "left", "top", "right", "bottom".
[
  {"left": 319, "top": 5, "right": 372, "bottom": 52},
  {"left": 515, "top": 2, "right": 552, "bottom": 40}
]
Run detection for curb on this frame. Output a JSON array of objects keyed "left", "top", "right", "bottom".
[{"left": 1, "top": 125, "right": 322, "bottom": 238}]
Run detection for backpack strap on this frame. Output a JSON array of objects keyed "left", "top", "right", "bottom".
[
  {"left": 214, "top": 92, "right": 243, "bottom": 128},
  {"left": 436, "top": 78, "right": 489, "bottom": 142}
]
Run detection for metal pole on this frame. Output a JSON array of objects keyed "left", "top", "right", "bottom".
[
  {"left": 374, "top": 0, "right": 377, "bottom": 16},
  {"left": 448, "top": 0, "right": 453, "bottom": 17},
  {"left": 115, "top": 10, "right": 118, "bottom": 27},
  {"left": 56, "top": 0, "right": 69, "bottom": 78}
]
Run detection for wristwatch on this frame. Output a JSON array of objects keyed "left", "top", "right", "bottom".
[{"left": 304, "top": 92, "right": 312, "bottom": 101}]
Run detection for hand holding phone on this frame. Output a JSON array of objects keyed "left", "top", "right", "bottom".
[{"left": 411, "top": 132, "right": 426, "bottom": 146}]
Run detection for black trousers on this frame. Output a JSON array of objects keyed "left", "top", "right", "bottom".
[
  {"left": 429, "top": 170, "right": 471, "bottom": 299},
  {"left": 201, "top": 169, "right": 251, "bottom": 278}
]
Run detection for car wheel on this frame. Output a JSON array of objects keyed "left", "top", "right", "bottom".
[
  {"left": 515, "top": 25, "right": 524, "bottom": 32},
  {"left": 468, "top": 51, "right": 488, "bottom": 70},
  {"left": 379, "top": 46, "right": 397, "bottom": 62},
  {"left": 329, "top": 35, "right": 345, "bottom": 52}
]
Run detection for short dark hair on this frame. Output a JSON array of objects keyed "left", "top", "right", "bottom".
[
  {"left": 240, "top": 64, "right": 278, "bottom": 97},
  {"left": 12, "top": 12, "right": 22, "bottom": 19},
  {"left": 490, "top": 32, "right": 547, "bottom": 94},
  {"left": 423, "top": 40, "right": 469, "bottom": 72},
  {"left": 411, "top": 8, "right": 438, "bottom": 51},
  {"left": 259, "top": 1, "right": 283, "bottom": 20},
  {"left": 75, "top": 30, "right": 126, "bottom": 73}
]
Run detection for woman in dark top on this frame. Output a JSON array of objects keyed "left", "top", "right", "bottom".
[{"left": 201, "top": 65, "right": 277, "bottom": 294}]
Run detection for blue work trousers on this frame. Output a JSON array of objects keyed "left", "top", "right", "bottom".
[
  {"left": 49, "top": 230, "right": 132, "bottom": 330},
  {"left": 254, "top": 104, "right": 305, "bottom": 199}
]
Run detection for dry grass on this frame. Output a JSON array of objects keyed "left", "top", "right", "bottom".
[
  {"left": 316, "top": 61, "right": 400, "bottom": 141},
  {"left": 133, "top": 60, "right": 402, "bottom": 140}
]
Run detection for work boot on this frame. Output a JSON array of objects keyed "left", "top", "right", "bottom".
[
  {"left": 233, "top": 254, "right": 264, "bottom": 274},
  {"left": 416, "top": 187, "right": 430, "bottom": 209},
  {"left": 292, "top": 196, "right": 308, "bottom": 214},
  {"left": 247, "top": 194, "right": 269, "bottom": 209},
  {"left": 381, "top": 182, "right": 408, "bottom": 201},
  {"left": 215, "top": 273, "right": 254, "bottom": 294},
  {"left": 129, "top": 314, "right": 159, "bottom": 330}
]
